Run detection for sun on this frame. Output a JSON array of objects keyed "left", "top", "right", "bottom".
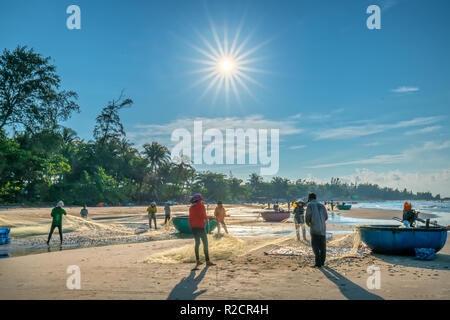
[
  {"left": 186, "top": 17, "right": 270, "bottom": 104},
  {"left": 218, "top": 57, "right": 235, "bottom": 74}
]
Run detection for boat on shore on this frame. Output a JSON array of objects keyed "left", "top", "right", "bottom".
[
  {"left": 172, "top": 215, "right": 217, "bottom": 234},
  {"left": 260, "top": 211, "right": 290, "bottom": 222},
  {"left": 337, "top": 204, "right": 352, "bottom": 210},
  {"left": 359, "top": 225, "right": 448, "bottom": 255}
]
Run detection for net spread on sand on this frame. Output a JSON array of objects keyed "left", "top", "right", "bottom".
[
  {"left": 145, "top": 229, "right": 365, "bottom": 264},
  {"left": 264, "top": 228, "right": 365, "bottom": 260},
  {"left": 145, "top": 234, "right": 246, "bottom": 264}
]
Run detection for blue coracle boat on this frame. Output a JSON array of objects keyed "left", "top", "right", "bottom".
[
  {"left": 172, "top": 215, "right": 217, "bottom": 234},
  {"left": 359, "top": 225, "right": 448, "bottom": 255}
]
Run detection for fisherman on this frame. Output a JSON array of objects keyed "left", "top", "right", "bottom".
[
  {"left": 331, "top": 200, "right": 334, "bottom": 211},
  {"left": 273, "top": 201, "right": 280, "bottom": 212},
  {"left": 402, "top": 201, "right": 417, "bottom": 227},
  {"left": 164, "top": 202, "right": 171, "bottom": 225},
  {"left": 293, "top": 200, "right": 307, "bottom": 241},
  {"left": 147, "top": 202, "right": 157, "bottom": 229},
  {"left": 47, "top": 201, "right": 67, "bottom": 246},
  {"left": 189, "top": 193, "right": 215, "bottom": 269},
  {"left": 214, "top": 200, "right": 229, "bottom": 234},
  {"left": 80, "top": 204, "right": 88, "bottom": 218},
  {"left": 305, "top": 193, "right": 328, "bottom": 268}
]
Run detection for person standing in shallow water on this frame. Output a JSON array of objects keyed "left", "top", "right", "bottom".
[
  {"left": 305, "top": 193, "right": 328, "bottom": 268},
  {"left": 189, "top": 193, "right": 216, "bottom": 269},
  {"left": 47, "top": 201, "right": 67, "bottom": 245},
  {"left": 214, "top": 200, "right": 228, "bottom": 235}
]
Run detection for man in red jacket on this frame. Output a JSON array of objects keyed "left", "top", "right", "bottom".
[{"left": 189, "top": 193, "right": 216, "bottom": 269}]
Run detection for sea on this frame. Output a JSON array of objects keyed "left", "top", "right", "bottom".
[{"left": 353, "top": 201, "right": 450, "bottom": 226}]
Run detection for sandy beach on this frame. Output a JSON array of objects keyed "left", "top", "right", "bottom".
[{"left": 0, "top": 205, "right": 449, "bottom": 300}]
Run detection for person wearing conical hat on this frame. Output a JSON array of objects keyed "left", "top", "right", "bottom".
[
  {"left": 214, "top": 200, "right": 228, "bottom": 235},
  {"left": 189, "top": 193, "right": 215, "bottom": 269},
  {"left": 147, "top": 201, "right": 158, "bottom": 229}
]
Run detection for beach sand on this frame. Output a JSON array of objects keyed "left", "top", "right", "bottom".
[{"left": 0, "top": 205, "right": 449, "bottom": 300}]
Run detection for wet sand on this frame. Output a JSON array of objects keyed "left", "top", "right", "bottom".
[{"left": 0, "top": 205, "right": 449, "bottom": 300}]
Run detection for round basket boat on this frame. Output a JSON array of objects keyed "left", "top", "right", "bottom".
[
  {"left": 0, "top": 228, "right": 10, "bottom": 245},
  {"left": 172, "top": 215, "right": 217, "bottom": 234},
  {"left": 337, "top": 204, "right": 352, "bottom": 210},
  {"left": 359, "top": 225, "right": 448, "bottom": 255},
  {"left": 260, "top": 211, "right": 290, "bottom": 222}
]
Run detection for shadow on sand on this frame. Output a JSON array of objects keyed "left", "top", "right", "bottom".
[
  {"left": 373, "top": 253, "right": 450, "bottom": 271},
  {"left": 167, "top": 266, "right": 210, "bottom": 300},
  {"left": 320, "top": 267, "right": 383, "bottom": 300}
]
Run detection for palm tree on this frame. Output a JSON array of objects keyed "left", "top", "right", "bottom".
[
  {"left": 249, "top": 173, "right": 263, "bottom": 193},
  {"left": 142, "top": 141, "right": 171, "bottom": 172}
]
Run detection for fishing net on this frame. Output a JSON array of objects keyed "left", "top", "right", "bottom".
[
  {"left": 263, "top": 228, "right": 366, "bottom": 260},
  {"left": 145, "top": 233, "right": 245, "bottom": 264}
]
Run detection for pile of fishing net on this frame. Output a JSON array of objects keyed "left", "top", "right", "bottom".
[
  {"left": 145, "top": 233, "right": 245, "bottom": 264},
  {"left": 263, "top": 229, "right": 368, "bottom": 260}
]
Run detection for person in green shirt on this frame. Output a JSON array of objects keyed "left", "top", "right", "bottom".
[{"left": 47, "top": 201, "right": 67, "bottom": 245}]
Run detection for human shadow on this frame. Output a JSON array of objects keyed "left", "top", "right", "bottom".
[
  {"left": 372, "top": 253, "right": 450, "bottom": 271},
  {"left": 320, "top": 267, "right": 383, "bottom": 300},
  {"left": 167, "top": 266, "right": 209, "bottom": 300}
]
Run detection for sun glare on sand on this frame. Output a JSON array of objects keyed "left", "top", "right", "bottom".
[{"left": 187, "top": 17, "right": 270, "bottom": 104}]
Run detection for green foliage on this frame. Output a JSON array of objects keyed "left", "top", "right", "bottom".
[{"left": 0, "top": 46, "right": 79, "bottom": 133}]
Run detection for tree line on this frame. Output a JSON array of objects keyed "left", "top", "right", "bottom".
[{"left": 0, "top": 46, "right": 441, "bottom": 205}]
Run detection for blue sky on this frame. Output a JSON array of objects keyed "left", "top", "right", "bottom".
[{"left": 2, "top": 0, "right": 450, "bottom": 195}]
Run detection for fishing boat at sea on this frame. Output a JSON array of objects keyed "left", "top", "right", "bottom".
[
  {"left": 359, "top": 225, "right": 448, "bottom": 255},
  {"left": 172, "top": 215, "right": 217, "bottom": 234}
]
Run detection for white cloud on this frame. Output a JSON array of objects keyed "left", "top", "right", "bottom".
[
  {"left": 391, "top": 86, "right": 419, "bottom": 93},
  {"left": 306, "top": 140, "right": 450, "bottom": 169},
  {"left": 306, "top": 154, "right": 406, "bottom": 169},
  {"left": 315, "top": 116, "right": 441, "bottom": 140},
  {"left": 128, "top": 114, "right": 302, "bottom": 147},
  {"left": 363, "top": 142, "right": 381, "bottom": 147},
  {"left": 289, "top": 145, "right": 306, "bottom": 150},
  {"left": 404, "top": 125, "right": 441, "bottom": 136}
]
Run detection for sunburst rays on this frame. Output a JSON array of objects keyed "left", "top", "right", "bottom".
[{"left": 187, "top": 17, "right": 268, "bottom": 104}]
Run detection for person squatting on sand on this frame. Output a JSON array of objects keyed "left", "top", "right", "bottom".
[
  {"left": 189, "top": 193, "right": 216, "bottom": 269},
  {"left": 214, "top": 200, "right": 228, "bottom": 234},
  {"left": 147, "top": 202, "right": 157, "bottom": 229},
  {"left": 47, "top": 201, "right": 67, "bottom": 245},
  {"left": 293, "top": 200, "right": 307, "bottom": 241},
  {"left": 80, "top": 204, "right": 88, "bottom": 218},
  {"left": 164, "top": 202, "right": 171, "bottom": 225},
  {"left": 305, "top": 193, "right": 328, "bottom": 268}
]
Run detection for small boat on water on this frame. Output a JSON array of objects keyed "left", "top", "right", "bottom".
[
  {"left": 359, "top": 225, "right": 448, "bottom": 255},
  {"left": 260, "top": 211, "right": 290, "bottom": 222},
  {"left": 337, "top": 204, "right": 352, "bottom": 210},
  {"left": 172, "top": 215, "right": 217, "bottom": 234}
]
